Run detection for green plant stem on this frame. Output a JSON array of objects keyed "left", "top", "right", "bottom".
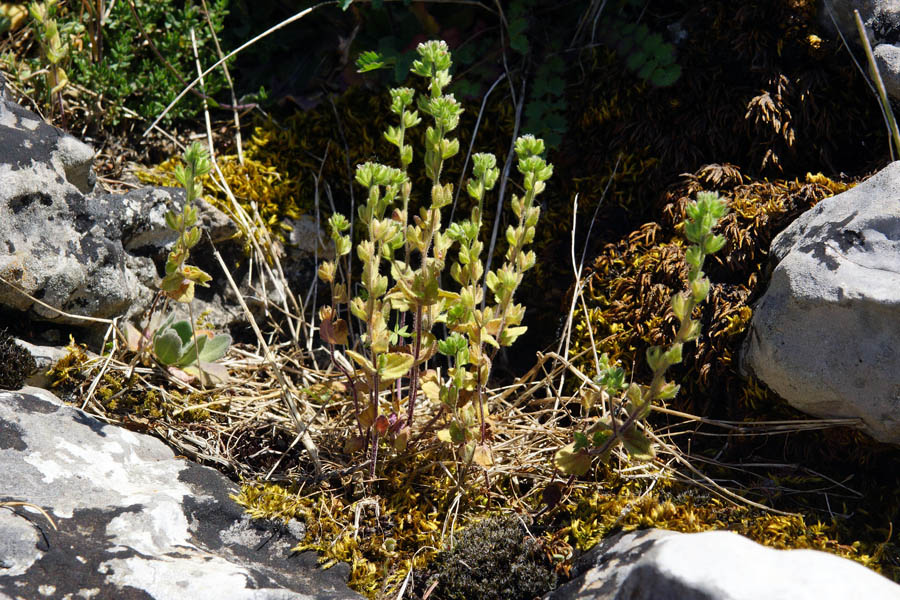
[
  {"left": 370, "top": 375, "right": 380, "bottom": 479},
  {"left": 188, "top": 300, "right": 201, "bottom": 373},
  {"left": 854, "top": 9, "right": 900, "bottom": 158}
]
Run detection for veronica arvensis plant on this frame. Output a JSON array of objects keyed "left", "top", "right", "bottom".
[
  {"left": 318, "top": 40, "right": 553, "bottom": 479},
  {"left": 555, "top": 191, "right": 728, "bottom": 476}
]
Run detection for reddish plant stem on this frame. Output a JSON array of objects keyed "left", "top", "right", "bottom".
[
  {"left": 405, "top": 305, "right": 424, "bottom": 427},
  {"left": 329, "top": 342, "right": 363, "bottom": 436},
  {"left": 369, "top": 374, "right": 380, "bottom": 480}
]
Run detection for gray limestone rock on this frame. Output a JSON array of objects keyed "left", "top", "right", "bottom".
[
  {"left": 0, "top": 93, "right": 320, "bottom": 337},
  {"left": 741, "top": 161, "right": 900, "bottom": 443},
  {"left": 0, "top": 88, "right": 95, "bottom": 194},
  {"left": 546, "top": 529, "right": 900, "bottom": 600},
  {"left": 0, "top": 387, "right": 363, "bottom": 600},
  {"left": 821, "top": 0, "right": 900, "bottom": 102}
]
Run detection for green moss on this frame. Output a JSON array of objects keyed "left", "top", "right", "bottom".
[
  {"left": 414, "top": 515, "right": 557, "bottom": 600},
  {"left": 93, "top": 371, "right": 164, "bottom": 419}
]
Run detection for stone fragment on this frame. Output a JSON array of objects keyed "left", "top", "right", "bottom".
[
  {"left": 0, "top": 387, "right": 362, "bottom": 600},
  {"left": 546, "top": 529, "right": 900, "bottom": 600},
  {"left": 742, "top": 161, "right": 900, "bottom": 443},
  {"left": 0, "top": 91, "right": 320, "bottom": 337},
  {"left": 821, "top": 1, "right": 900, "bottom": 102}
]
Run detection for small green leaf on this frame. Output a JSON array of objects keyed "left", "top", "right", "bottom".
[
  {"left": 198, "top": 333, "right": 231, "bottom": 363},
  {"left": 649, "top": 64, "right": 682, "bottom": 87},
  {"left": 449, "top": 420, "right": 468, "bottom": 444},
  {"left": 555, "top": 443, "right": 591, "bottom": 476},
  {"left": 573, "top": 431, "right": 589, "bottom": 451},
  {"left": 622, "top": 428, "right": 656, "bottom": 461},
  {"left": 356, "top": 50, "right": 386, "bottom": 73},
  {"left": 592, "top": 428, "right": 614, "bottom": 448},
  {"left": 378, "top": 352, "right": 414, "bottom": 383},
  {"left": 346, "top": 350, "right": 375, "bottom": 375},
  {"left": 153, "top": 329, "right": 183, "bottom": 366}
]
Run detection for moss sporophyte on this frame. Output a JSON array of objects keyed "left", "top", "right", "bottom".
[{"left": 317, "top": 40, "right": 553, "bottom": 480}]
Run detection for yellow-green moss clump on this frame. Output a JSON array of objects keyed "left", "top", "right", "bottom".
[
  {"left": 569, "top": 166, "right": 852, "bottom": 405},
  {"left": 561, "top": 483, "right": 878, "bottom": 570},
  {"left": 48, "top": 341, "right": 220, "bottom": 424},
  {"left": 233, "top": 463, "right": 889, "bottom": 599}
]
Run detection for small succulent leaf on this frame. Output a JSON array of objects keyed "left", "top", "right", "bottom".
[
  {"left": 573, "top": 431, "right": 589, "bottom": 451},
  {"left": 164, "top": 211, "right": 179, "bottom": 231},
  {"left": 499, "top": 325, "right": 528, "bottom": 346},
  {"left": 198, "top": 333, "right": 231, "bottom": 363},
  {"left": 378, "top": 352, "right": 415, "bottom": 383},
  {"left": 346, "top": 350, "right": 376, "bottom": 376},
  {"left": 657, "top": 380, "right": 681, "bottom": 401},
  {"left": 124, "top": 322, "right": 144, "bottom": 353},
  {"left": 358, "top": 402, "right": 377, "bottom": 429},
  {"left": 320, "top": 317, "right": 349, "bottom": 346},
  {"left": 186, "top": 226, "right": 202, "bottom": 248},
  {"left": 167, "top": 365, "right": 196, "bottom": 384},
  {"left": 625, "top": 382, "right": 643, "bottom": 406},
  {"left": 436, "top": 428, "right": 453, "bottom": 443},
  {"left": 462, "top": 441, "right": 476, "bottom": 464},
  {"left": 185, "top": 361, "right": 230, "bottom": 386},
  {"left": 449, "top": 420, "right": 468, "bottom": 444},
  {"left": 420, "top": 370, "right": 443, "bottom": 402},
  {"left": 671, "top": 291, "right": 689, "bottom": 322},
  {"left": 592, "top": 428, "right": 614, "bottom": 448},
  {"left": 175, "top": 334, "right": 205, "bottom": 367},
  {"left": 393, "top": 427, "right": 409, "bottom": 451},
  {"left": 374, "top": 414, "right": 390, "bottom": 436},
  {"left": 170, "top": 320, "right": 194, "bottom": 344},
  {"left": 182, "top": 265, "right": 212, "bottom": 286}
]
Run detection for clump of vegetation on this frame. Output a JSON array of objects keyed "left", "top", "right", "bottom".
[
  {"left": 318, "top": 40, "right": 552, "bottom": 478},
  {"left": 0, "top": 329, "right": 36, "bottom": 390},
  {"left": 413, "top": 516, "right": 556, "bottom": 600},
  {"left": 556, "top": 191, "right": 728, "bottom": 477},
  {"left": 568, "top": 167, "right": 852, "bottom": 411},
  {"left": 22, "top": 1, "right": 79, "bottom": 120},
  {"left": 3, "top": 0, "right": 230, "bottom": 128},
  {"left": 126, "top": 142, "right": 232, "bottom": 386}
]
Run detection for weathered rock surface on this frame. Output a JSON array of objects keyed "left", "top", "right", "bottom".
[
  {"left": 0, "top": 83, "right": 321, "bottom": 338},
  {"left": 742, "top": 161, "right": 900, "bottom": 443},
  {"left": 822, "top": 0, "right": 900, "bottom": 102},
  {"left": 0, "top": 387, "right": 363, "bottom": 600},
  {"left": 546, "top": 529, "right": 900, "bottom": 600}
]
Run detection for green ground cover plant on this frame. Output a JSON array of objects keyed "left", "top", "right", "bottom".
[{"left": 3, "top": 0, "right": 229, "bottom": 128}]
